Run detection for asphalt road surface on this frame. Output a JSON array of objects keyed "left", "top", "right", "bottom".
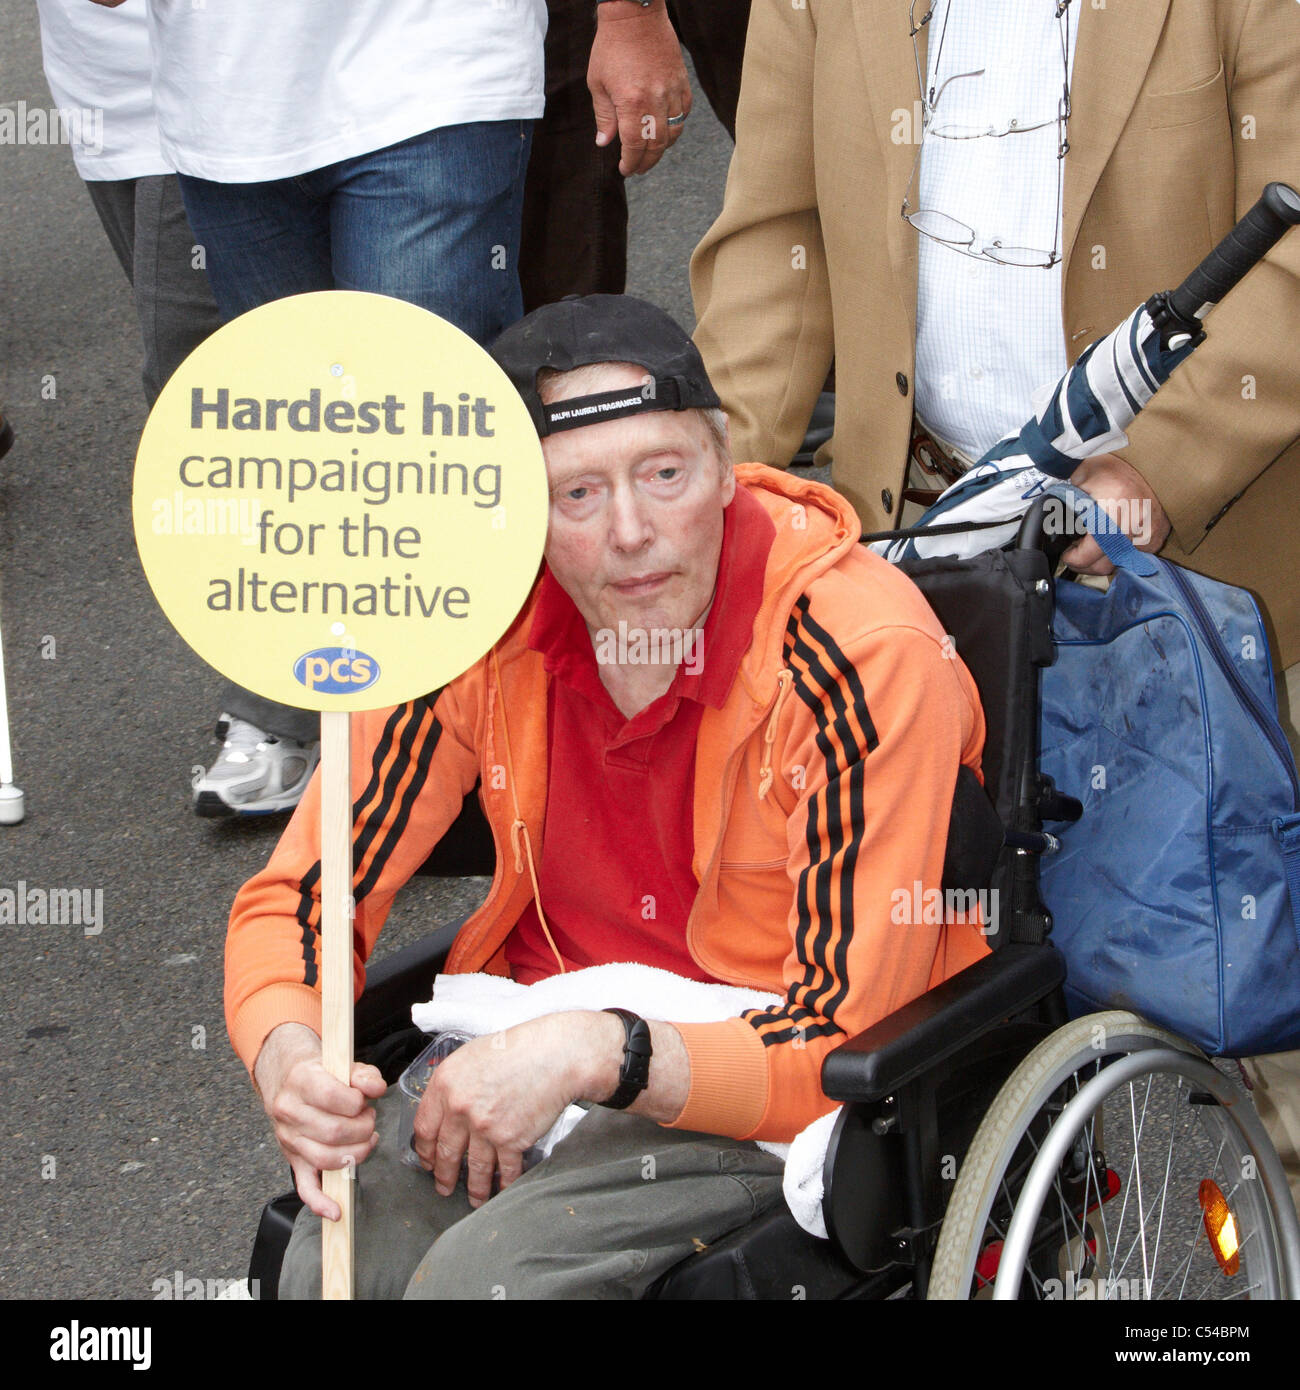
[{"left": 0, "top": 12, "right": 732, "bottom": 1301}]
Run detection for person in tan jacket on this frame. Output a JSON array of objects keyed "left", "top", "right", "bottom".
[
  {"left": 691, "top": 0, "right": 1300, "bottom": 1211},
  {"left": 692, "top": 0, "right": 1300, "bottom": 662}
]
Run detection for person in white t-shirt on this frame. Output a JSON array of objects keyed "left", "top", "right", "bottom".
[
  {"left": 90, "top": 0, "right": 690, "bottom": 819},
  {"left": 35, "top": 0, "right": 220, "bottom": 404}
]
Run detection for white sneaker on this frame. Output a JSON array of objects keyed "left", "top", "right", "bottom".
[{"left": 193, "top": 715, "right": 319, "bottom": 817}]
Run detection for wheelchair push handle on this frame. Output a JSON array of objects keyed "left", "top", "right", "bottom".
[
  {"left": 1153, "top": 182, "right": 1300, "bottom": 344},
  {"left": 1015, "top": 493, "right": 1072, "bottom": 569}
]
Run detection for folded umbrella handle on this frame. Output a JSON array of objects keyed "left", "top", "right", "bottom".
[{"left": 1155, "top": 182, "right": 1300, "bottom": 344}]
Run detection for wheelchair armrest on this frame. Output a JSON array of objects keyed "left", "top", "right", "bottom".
[
  {"left": 821, "top": 943, "right": 1066, "bottom": 1104},
  {"left": 356, "top": 916, "right": 466, "bottom": 1046}
]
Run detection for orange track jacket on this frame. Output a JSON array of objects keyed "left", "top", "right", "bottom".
[{"left": 225, "top": 464, "right": 989, "bottom": 1142}]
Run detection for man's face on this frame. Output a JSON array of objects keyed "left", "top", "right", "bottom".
[{"left": 541, "top": 364, "right": 734, "bottom": 645}]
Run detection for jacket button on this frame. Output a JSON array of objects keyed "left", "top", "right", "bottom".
[
  {"left": 881, "top": 489, "right": 894, "bottom": 512},
  {"left": 895, "top": 372, "right": 909, "bottom": 396}
]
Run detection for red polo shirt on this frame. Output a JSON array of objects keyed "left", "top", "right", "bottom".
[{"left": 505, "top": 487, "right": 776, "bottom": 984}]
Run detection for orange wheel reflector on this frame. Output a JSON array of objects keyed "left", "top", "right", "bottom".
[{"left": 1198, "top": 1179, "right": 1241, "bottom": 1277}]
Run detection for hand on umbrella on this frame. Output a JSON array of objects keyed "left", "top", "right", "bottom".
[{"left": 1060, "top": 454, "right": 1171, "bottom": 576}]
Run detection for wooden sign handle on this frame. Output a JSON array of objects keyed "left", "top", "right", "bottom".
[{"left": 319, "top": 710, "right": 355, "bottom": 1300}]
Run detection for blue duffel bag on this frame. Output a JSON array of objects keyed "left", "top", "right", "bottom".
[{"left": 1039, "top": 528, "right": 1300, "bottom": 1057}]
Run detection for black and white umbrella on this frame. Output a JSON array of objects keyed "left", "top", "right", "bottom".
[{"left": 873, "top": 183, "right": 1300, "bottom": 564}]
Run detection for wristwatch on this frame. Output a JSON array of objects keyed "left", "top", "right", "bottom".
[{"left": 600, "top": 1008, "right": 653, "bottom": 1109}]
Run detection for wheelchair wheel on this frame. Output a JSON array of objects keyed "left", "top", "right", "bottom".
[{"left": 928, "top": 1011, "right": 1299, "bottom": 1301}]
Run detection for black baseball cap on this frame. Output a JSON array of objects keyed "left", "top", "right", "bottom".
[{"left": 490, "top": 293, "right": 722, "bottom": 437}]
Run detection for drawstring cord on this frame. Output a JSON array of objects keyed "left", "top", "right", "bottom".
[
  {"left": 491, "top": 649, "right": 566, "bottom": 976},
  {"left": 757, "top": 668, "right": 793, "bottom": 800},
  {"left": 488, "top": 654, "right": 792, "bottom": 968}
]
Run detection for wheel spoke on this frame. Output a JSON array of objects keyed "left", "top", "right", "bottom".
[
  {"left": 1076, "top": 1119, "right": 1103, "bottom": 1287},
  {"left": 1152, "top": 1236, "right": 1199, "bottom": 1301},
  {"left": 1192, "top": 1265, "right": 1260, "bottom": 1301},
  {"left": 1108, "top": 1125, "right": 1141, "bottom": 1268},
  {"left": 1112, "top": 1191, "right": 1169, "bottom": 1289},
  {"left": 977, "top": 1177, "right": 1049, "bottom": 1297},
  {"left": 1175, "top": 1197, "right": 1204, "bottom": 1301},
  {"left": 1218, "top": 1280, "right": 1263, "bottom": 1301},
  {"left": 1131, "top": 1076, "right": 1155, "bottom": 1292},
  {"left": 1146, "top": 1078, "right": 1182, "bottom": 1287},
  {"left": 932, "top": 1019, "right": 1285, "bottom": 1303},
  {"left": 1085, "top": 1114, "right": 1116, "bottom": 1286}
]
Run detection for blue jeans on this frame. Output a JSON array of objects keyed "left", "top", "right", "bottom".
[
  {"left": 178, "top": 119, "right": 534, "bottom": 340},
  {"left": 179, "top": 119, "right": 534, "bottom": 743}
]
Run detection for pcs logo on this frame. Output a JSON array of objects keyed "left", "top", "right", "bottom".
[{"left": 294, "top": 646, "right": 381, "bottom": 695}]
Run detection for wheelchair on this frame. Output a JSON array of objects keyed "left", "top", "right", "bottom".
[{"left": 248, "top": 498, "right": 1300, "bottom": 1301}]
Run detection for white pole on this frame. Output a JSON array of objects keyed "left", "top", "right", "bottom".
[{"left": 0, "top": 594, "right": 24, "bottom": 824}]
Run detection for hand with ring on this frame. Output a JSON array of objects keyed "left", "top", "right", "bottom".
[{"left": 589, "top": 1, "right": 693, "bottom": 176}]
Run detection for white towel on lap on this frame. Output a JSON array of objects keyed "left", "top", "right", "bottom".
[{"left": 410, "top": 962, "right": 839, "bottom": 1238}]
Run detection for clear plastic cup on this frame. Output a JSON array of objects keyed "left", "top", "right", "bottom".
[
  {"left": 398, "top": 1029, "right": 565, "bottom": 1177},
  {"left": 399, "top": 1030, "right": 473, "bottom": 1171}
]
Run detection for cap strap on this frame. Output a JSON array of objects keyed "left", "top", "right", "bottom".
[{"left": 541, "top": 378, "right": 683, "bottom": 436}]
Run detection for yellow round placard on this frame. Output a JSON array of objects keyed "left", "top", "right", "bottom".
[{"left": 132, "top": 292, "right": 548, "bottom": 710}]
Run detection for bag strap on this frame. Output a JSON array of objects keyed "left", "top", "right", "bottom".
[{"left": 1045, "top": 483, "right": 1160, "bottom": 577}]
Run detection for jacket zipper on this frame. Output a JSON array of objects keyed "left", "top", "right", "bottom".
[
  {"left": 686, "top": 678, "right": 790, "bottom": 988},
  {"left": 446, "top": 675, "right": 524, "bottom": 970}
]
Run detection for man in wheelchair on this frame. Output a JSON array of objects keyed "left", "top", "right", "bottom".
[{"left": 225, "top": 293, "right": 993, "bottom": 1299}]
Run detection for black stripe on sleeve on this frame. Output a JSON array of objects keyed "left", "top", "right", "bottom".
[
  {"left": 291, "top": 697, "right": 441, "bottom": 986},
  {"left": 776, "top": 596, "right": 878, "bottom": 1026}
]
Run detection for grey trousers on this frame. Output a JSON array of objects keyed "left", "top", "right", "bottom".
[
  {"left": 87, "top": 177, "right": 317, "bottom": 743},
  {"left": 280, "top": 1089, "right": 787, "bottom": 1300},
  {"left": 86, "top": 178, "right": 287, "bottom": 745},
  {"left": 83, "top": 174, "right": 222, "bottom": 408}
]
